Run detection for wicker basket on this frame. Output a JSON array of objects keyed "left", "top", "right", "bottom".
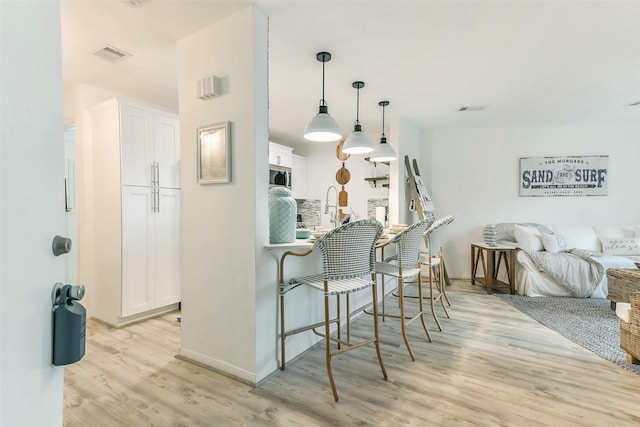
[
  {"left": 619, "top": 292, "right": 640, "bottom": 362},
  {"left": 607, "top": 269, "right": 640, "bottom": 303}
]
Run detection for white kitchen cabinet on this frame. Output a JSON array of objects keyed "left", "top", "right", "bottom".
[
  {"left": 121, "top": 186, "right": 181, "bottom": 317},
  {"left": 291, "top": 154, "right": 307, "bottom": 199},
  {"left": 269, "top": 141, "right": 293, "bottom": 168},
  {"left": 121, "top": 104, "right": 180, "bottom": 189},
  {"left": 87, "top": 98, "right": 181, "bottom": 326}
]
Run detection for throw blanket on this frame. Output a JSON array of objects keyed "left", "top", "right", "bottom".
[{"left": 517, "top": 247, "right": 636, "bottom": 297}]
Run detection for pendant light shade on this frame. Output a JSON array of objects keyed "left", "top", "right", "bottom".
[
  {"left": 343, "top": 128, "right": 374, "bottom": 154},
  {"left": 304, "top": 52, "right": 342, "bottom": 142},
  {"left": 370, "top": 100, "right": 397, "bottom": 162},
  {"left": 343, "top": 81, "right": 374, "bottom": 154},
  {"left": 304, "top": 105, "right": 342, "bottom": 142}
]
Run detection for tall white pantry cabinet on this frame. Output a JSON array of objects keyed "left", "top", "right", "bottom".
[{"left": 88, "top": 98, "right": 181, "bottom": 327}]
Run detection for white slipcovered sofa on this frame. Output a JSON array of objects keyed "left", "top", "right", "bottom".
[{"left": 495, "top": 223, "right": 640, "bottom": 298}]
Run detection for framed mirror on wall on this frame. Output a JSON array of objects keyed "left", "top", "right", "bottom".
[{"left": 197, "top": 121, "right": 231, "bottom": 184}]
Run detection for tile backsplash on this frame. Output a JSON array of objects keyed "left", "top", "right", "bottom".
[
  {"left": 295, "top": 198, "right": 389, "bottom": 228},
  {"left": 367, "top": 198, "right": 389, "bottom": 226},
  {"left": 295, "top": 199, "right": 321, "bottom": 228}
]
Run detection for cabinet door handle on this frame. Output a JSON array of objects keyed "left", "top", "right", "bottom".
[
  {"left": 156, "top": 189, "right": 160, "bottom": 213},
  {"left": 150, "top": 162, "right": 159, "bottom": 186}
]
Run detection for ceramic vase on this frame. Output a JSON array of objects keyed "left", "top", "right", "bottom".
[
  {"left": 483, "top": 224, "right": 498, "bottom": 246},
  {"left": 269, "top": 187, "right": 296, "bottom": 243}
]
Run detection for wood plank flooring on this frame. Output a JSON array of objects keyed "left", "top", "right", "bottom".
[{"left": 64, "top": 280, "right": 640, "bottom": 426}]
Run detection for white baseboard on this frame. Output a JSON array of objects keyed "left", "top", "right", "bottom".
[{"left": 177, "top": 348, "right": 256, "bottom": 385}]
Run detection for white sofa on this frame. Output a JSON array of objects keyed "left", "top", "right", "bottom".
[{"left": 496, "top": 223, "right": 640, "bottom": 298}]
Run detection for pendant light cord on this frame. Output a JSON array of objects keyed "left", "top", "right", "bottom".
[
  {"left": 378, "top": 100, "right": 389, "bottom": 141},
  {"left": 321, "top": 59, "right": 326, "bottom": 107},
  {"left": 355, "top": 86, "right": 360, "bottom": 126}
]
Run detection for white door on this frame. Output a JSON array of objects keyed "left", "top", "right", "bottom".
[
  {"left": 121, "top": 187, "right": 181, "bottom": 314},
  {"left": 155, "top": 189, "right": 181, "bottom": 306},
  {"left": 154, "top": 114, "right": 181, "bottom": 189},
  {"left": 121, "top": 186, "right": 155, "bottom": 316},
  {"left": 121, "top": 104, "right": 154, "bottom": 187},
  {"left": 1, "top": 1, "right": 67, "bottom": 425}
]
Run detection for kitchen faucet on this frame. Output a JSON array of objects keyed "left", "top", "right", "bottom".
[
  {"left": 325, "top": 185, "right": 339, "bottom": 228},
  {"left": 311, "top": 210, "right": 322, "bottom": 230}
]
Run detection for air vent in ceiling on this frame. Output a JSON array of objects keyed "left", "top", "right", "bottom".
[
  {"left": 458, "top": 106, "right": 488, "bottom": 112},
  {"left": 94, "top": 45, "right": 131, "bottom": 63}
]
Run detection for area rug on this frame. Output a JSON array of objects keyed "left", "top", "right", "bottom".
[{"left": 494, "top": 294, "right": 640, "bottom": 376}]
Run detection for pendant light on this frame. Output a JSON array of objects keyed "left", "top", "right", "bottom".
[
  {"left": 304, "top": 52, "right": 342, "bottom": 142},
  {"left": 343, "top": 81, "right": 374, "bottom": 154},
  {"left": 370, "top": 100, "right": 397, "bottom": 162}
]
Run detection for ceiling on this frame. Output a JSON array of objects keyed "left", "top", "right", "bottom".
[{"left": 61, "top": 0, "right": 640, "bottom": 145}]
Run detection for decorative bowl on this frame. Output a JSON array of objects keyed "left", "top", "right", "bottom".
[{"left": 296, "top": 229, "right": 311, "bottom": 239}]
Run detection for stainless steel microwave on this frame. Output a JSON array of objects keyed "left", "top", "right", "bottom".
[{"left": 269, "top": 165, "right": 291, "bottom": 189}]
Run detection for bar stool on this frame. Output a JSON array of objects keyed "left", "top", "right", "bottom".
[
  {"left": 279, "top": 219, "right": 387, "bottom": 401},
  {"left": 418, "top": 215, "right": 455, "bottom": 330},
  {"left": 368, "top": 215, "right": 435, "bottom": 361}
]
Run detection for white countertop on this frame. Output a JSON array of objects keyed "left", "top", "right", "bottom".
[
  {"left": 264, "top": 239, "right": 315, "bottom": 250},
  {"left": 265, "top": 234, "right": 395, "bottom": 251}
]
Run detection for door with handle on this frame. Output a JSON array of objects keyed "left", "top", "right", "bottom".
[{"left": 1, "top": 1, "right": 67, "bottom": 422}]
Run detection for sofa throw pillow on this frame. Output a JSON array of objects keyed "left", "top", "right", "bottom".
[
  {"left": 600, "top": 237, "right": 640, "bottom": 256},
  {"left": 514, "top": 224, "right": 544, "bottom": 251},
  {"left": 540, "top": 232, "right": 567, "bottom": 253}
]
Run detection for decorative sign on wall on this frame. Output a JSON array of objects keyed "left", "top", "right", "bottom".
[{"left": 519, "top": 155, "right": 609, "bottom": 197}]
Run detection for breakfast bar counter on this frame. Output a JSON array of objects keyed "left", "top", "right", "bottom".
[
  {"left": 264, "top": 239, "right": 314, "bottom": 250},
  {"left": 264, "top": 239, "right": 324, "bottom": 368},
  {"left": 264, "top": 233, "right": 395, "bottom": 368}
]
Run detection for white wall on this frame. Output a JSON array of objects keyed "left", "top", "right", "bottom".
[
  {"left": 177, "top": 6, "right": 269, "bottom": 382},
  {"left": 1, "top": 0, "right": 66, "bottom": 425},
  {"left": 64, "top": 84, "right": 136, "bottom": 120},
  {"left": 392, "top": 117, "right": 423, "bottom": 226},
  {"left": 422, "top": 125, "right": 640, "bottom": 278},
  {"left": 64, "top": 84, "right": 105, "bottom": 316}
]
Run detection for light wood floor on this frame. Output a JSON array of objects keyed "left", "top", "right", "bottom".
[{"left": 64, "top": 280, "right": 640, "bottom": 426}]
